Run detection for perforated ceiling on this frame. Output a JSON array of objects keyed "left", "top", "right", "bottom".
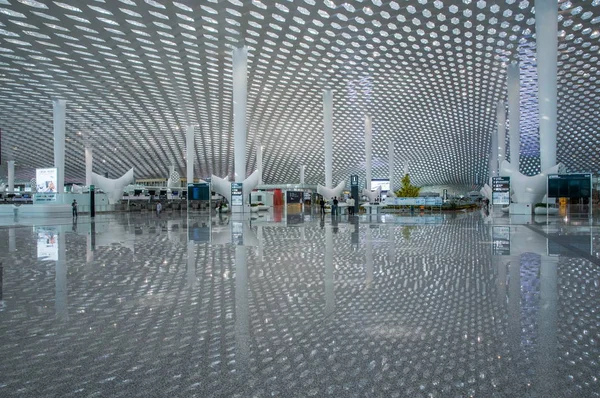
[{"left": 0, "top": 0, "right": 599, "bottom": 187}]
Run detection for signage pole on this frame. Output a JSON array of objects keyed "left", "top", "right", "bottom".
[{"left": 90, "top": 185, "right": 95, "bottom": 218}]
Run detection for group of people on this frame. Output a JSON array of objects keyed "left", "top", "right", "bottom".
[{"left": 319, "top": 196, "right": 357, "bottom": 216}]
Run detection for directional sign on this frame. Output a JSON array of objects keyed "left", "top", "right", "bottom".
[{"left": 491, "top": 176, "right": 510, "bottom": 205}]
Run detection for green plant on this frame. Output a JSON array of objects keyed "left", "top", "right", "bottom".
[
  {"left": 395, "top": 174, "right": 421, "bottom": 197},
  {"left": 535, "top": 203, "right": 549, "bottom": 208}
]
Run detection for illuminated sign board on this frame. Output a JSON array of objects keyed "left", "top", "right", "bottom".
[{"left": 491, "top": 176, "right": 510, "bottom": 205}]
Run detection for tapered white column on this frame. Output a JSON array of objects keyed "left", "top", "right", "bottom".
[
  {"left": 7, "top": 160, "right": 14, "bottom": 192},
  {"left": 299, "top": 165, "right": 305, "bottom": 184},
  {"left": 325, "top": 225, "right": 335, "bottom": 315},
  {"left": 508, "top": 63, "right": 521, "bottom": 169},
  {"left": 388, "top": 142, "right": 395, "bottom": 192},
  {"left": 489, "top": 123, "right": 498, "bottom": 180},
  {"left": 365, "top": 115, "right": 373, "bottom": 191},
  {"left": 323, "top": 89, "right": 333, "bottom": 188},
  {"left": 403, "top": 160, "right": 409, "bottom": 176},
  {"left": 536, "top": 0, "right": 558, "bottom": 171},
  {"left": 84, "top": 147, "right": 93, "bottom": 186},
  {"left": 497, "top": 101, "right": 506, "bottom": 166},
  {"left": 233, "top": 47, "right": 248, "bottom": 183},
  {"left": 256, "top": 143, "right": 263, "bottom": 185},
  {"left": 53, "top": 99, "right": 66, "bottom": 194},
  {"left": 186, "top": 125, "right": 194, "bottom": 183}
]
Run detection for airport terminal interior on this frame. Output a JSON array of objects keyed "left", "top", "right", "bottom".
[{"left": 1, "top": 0, "right": 600, "bottom": 397}]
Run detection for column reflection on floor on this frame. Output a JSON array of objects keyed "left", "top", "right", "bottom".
[
  {"left": 325, "top": 224, "right": 335, "bottom": 316},
  {"left": 55, "top": 227, "right": 68, "bottom": 321}
]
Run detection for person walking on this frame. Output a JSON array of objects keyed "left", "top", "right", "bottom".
[
  {"left": 347, "top": 196, "right": 354, "bottom": 216},
  {"left": 320, "top": 197, "right": 325, "bottom": 215},
  {"left": 332, "top": 196, "right": 339, "bottom": 216},
  {"left": 71, "top": 199, "right": 78, "bottom": 219},
  {"left": 156, "top": 201, "right": 162, "bottom": 216}
]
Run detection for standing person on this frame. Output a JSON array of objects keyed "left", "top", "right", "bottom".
[
  {"left": 320, "top": 197, "right": 325, "bottom": 215},
  {"left": 333, "top": 196, "right": 339, "bottom": 216},
  {"left": 156, "top": 201, "right": 162, "bottom": 216},
  {"left": 347, "top": 196, "right": 354, "bottom": 216},
  {"left": 71, "top": 199, "right": 78, "bottom": 219}
]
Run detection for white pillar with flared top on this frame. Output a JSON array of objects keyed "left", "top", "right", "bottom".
[
  {"left": 299, "top": 165, "right": 305, "bottom": 184},
  {"left": 536, "top": 0, "right": 558, "bottom": 171},
  {"left": 186, "top": 125, "right": 194, "bottom": 183},
  {"left": 7, "top": 160, "right": 14, "bottom": 192},
  {"left": 233, "top": 47, "right": 248, "bottom": 183},
  {"left": 53, "top": 99, "right": 66, "bottom": 194},
  {"left": 507, "top": 63, "right": 521, "bottom": 169},
  {"left": 84, "top": 147, "right": 93, "bottom": 186},
  {"left": 365, "top": 115, "right": 373, "bottom": 191},
  {"left": 497, "top": 101, "right": 506, "bottom": 166},
  {"left": 323, "top": 89, "right": 333, "bottom": 189},
  {"left": 388, "top": 142, "right": 394, "bottom": 192},
  {"left": 256, "top": 143, "right": 263, "bottom": 185}
]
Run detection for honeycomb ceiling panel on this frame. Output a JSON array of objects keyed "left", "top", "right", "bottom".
[{"left": 0, "top": 0, "right": 599, "bottom": 187}]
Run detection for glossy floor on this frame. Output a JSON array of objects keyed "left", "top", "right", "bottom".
[{"left": 0, "top": 209, "right": 598, "bottom": 397}]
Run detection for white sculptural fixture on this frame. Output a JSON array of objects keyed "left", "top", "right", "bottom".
[
  {"left": 317, "top": 88, "right": 345, "bottom": 199},
  {"left": 92, "top": 168, "right": 134, "bottom": 204}
]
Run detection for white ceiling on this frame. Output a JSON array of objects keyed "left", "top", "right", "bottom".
[{"left": 0, "top": 0, "right": 599, "bottom": 186}]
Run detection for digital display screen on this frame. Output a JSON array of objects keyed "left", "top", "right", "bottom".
[
  {"left": 231, "top": 183, "right": 243, "bottom": 206},
  {"left": 286, "top": 191, "right": 303, "bottom": 204},
  {"left": 371, "top": 179, "right": 390, "bottom": 191},
  {"left": 548, "top": 174, "right": 591, "bottom": 199},
  {"left": 36, "top": 168, "right": 58, "bottom": 193},
  {"left": 492, "top": 176, "right": 510, "bottom": 205}
]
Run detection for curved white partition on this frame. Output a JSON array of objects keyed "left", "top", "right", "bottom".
[
  {"left": 211, "top": 174, "right": 231, "bottom": 204},
  {"left": 317, "top": 181, "right": 346, "bottom": 200},
  {"left": 71, "top": 184, "right": 84, "bottom": 194},
  {"left": 362, "top": 185, "right": 382, "bottom": 203},
  {"left": 499, "top": 160, "right": 560, "bottom": 204},
  {"left": 92, "top": 168, "right": 134, "bottom": 204},
  {"left": 242, "top": 170, "right": 260, "bottom": 198},
  {"left": 480, "top": 184, "right": 492, "bottom": 201}
]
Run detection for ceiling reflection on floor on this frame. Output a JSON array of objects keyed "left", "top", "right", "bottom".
[{"left": 0, "top": 209, "right": 598, "bottom": 397}]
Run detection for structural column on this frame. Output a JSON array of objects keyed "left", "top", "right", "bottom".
[
  {"left": 7, "top": 160, "right": 14, "bottom": 192},
  {"left": 299, "top": 165, "right": 305, "bottom": 185},
  {"left": 186, "top": 125, "right": 194, "bottom": 183},
  {"left": 536, "top": 0, "right": 558, "bottom": 171},
  {"left": 388, "top": 142, "right": 395, "bottom": 193},
  {"left": 497, "top": 101, "right": 506, "bottom": 166},
  {"left": 233, "top": 47, "right": 248, "bottom": 183},
  {"left": 323, "top": 89, "right": 333, "bottom": 189},
  {"left": 365, "top": 115, "right": 373, "bottom": 191},
  {"left": 256, "top": 143, "right": 263, "bottom": 185},
  {"left": 489, "top": 122, "right": 498, "bottom": 181},
  {"left": 53, "top": 99, "right": 66, "bottom": 194},
  {"left": 507, "top": 65, "right": 520, "bottom": 171},
  {"left": 84, "top": 147, "right": 93, "bottom": 186}
]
